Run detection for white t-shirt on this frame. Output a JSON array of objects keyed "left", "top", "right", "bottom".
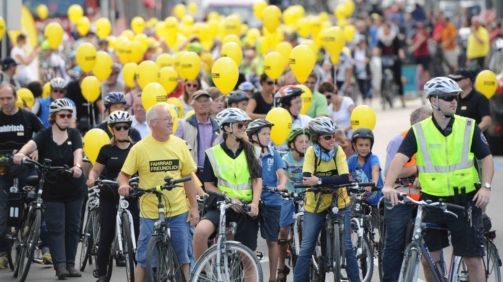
[
  {"left": 353, "top": 48, "right": 368, "bottom": 79},
  {"left": 49, "top": 52, "right": 70, "bottom": 82},
  {"left": 131, "top": 115, "right": 151, "bottom": 139},
  {"left": 11, "top": 46, "right": 36, "bottom": 83},
  {"left": 328, "top": 96, "right": 355, "bottom": 138},
  {"left": 334, "top": 52, "right": 354, "bottom": 82}
]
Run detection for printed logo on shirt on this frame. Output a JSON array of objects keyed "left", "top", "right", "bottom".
[
  {"left": 0, "top": 124, "right": 24, "bottom": 133},
  {"left": 480, "top": 132, "right": 488, "bottom": 145},
  {"left": 67, "top": 141, "right": 72, "bottom": 145},
  {"left": 149, "top": 159, "right": 180, "bottom": 172},
  {"left": 17, "top": 131, "right": 24, "bottom": 136},
  {"left": 111, "top": 157, "right": 118, "bottom": 160},
  {"left": 267, "top": 158, "right": 274, "bottom": 172},
  {"left": 315, "top": 169, "right": 338, "bottom": 177},
  {"left": 461, "top": 106, "right": 467, "bottom": 110}
]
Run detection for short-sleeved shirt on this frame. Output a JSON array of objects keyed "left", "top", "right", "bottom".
[
  {"left": 456, "top": 89, "right": 491, "bottom": 128},
  {"left": 121, "top": 135, "right": 197, "bottom": 218},
  {"left": 303, "top": 146, "right": 350, "bottom": 213},
  {"left": 260, "top": 147, "right": 286, "bottom": 206},
  {"left": 282, "top": 151, "right": 305, "bottom": 193},
  {"left": 66, "top": 80, "right": 102, "bottom": 123},
  {"left": 33, "top": 128, "right": 87, "bottom": 202},
  {"left": 95, "top": 144, "right": 132, "bottom": 180},
  {"left": 251, "top": 91, "right": 273, "bottom": 115},
  {"left": 441, "top": 22, "right": 457, "bottom": 50},
  {"left": 467, "top": 27, "right": 490, "bottom": 59},
  {"left": 0, "top": 109, "right": 44, "bottom": 150},
  {"left": 347, "top": 154, "right": 384, "bottom": 205},
  {"left": 305, "top": 91, "right": 329, "bottom": 118}
]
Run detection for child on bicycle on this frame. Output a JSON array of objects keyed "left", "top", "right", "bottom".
[
  {"left": 246, "top": 119, "right": 288, "bottom": 282},
  {"left": 277, "top": 128, "right": 310, "bottom": 281}
]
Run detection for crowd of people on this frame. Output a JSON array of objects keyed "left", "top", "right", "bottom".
[{"left": 0, "top": 2, "right": 499, "bottom": 282}]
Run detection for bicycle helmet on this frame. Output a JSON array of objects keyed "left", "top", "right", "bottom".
[
  {"left": 238, "top": 82, "right": 254, "bottom": 91},
  {"left": 227, "top": 90, "right": 249, "bottom": 106},
  {"left": 246, "top": 119, "right": 273, "bottom": 150},
  {"left": 49, "top": 99, "right": 74, "bottom": 113},
  {"left": 308, "top": 117, "right": 338, "bottom": 135},
  {"left": 104, "top": 92, "right": 127, "bottom": 108},
  {"left": 424, "top": 77, "right": 462, "bottom": 98},
  {"left": 112, "top": 63, "right": 122, "bottom": 73},
  {"left": 216, "top": 108, "right": 251, "bottom": 127},
  {"left": 286, "top": 128, "right": 311, "bottom": 157},
  {"left": 351, "top": 127, "right": 375, "bottom": 157},
  {"left": 274, "top": 85, "right": 304, "bottom": 108},
  {"left": 50, "top": 77, "right": 67, "bottom": 89},
  {"left": 107, "top": 110, "right": 132, "bottom": 126}
]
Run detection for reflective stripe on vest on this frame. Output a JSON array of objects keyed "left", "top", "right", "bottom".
[
  {"left": 413, "top": 116, "right": 479, "bottom": 196},
  {"left": 205, "top": 145, "right": 253, "bottom": 201}
]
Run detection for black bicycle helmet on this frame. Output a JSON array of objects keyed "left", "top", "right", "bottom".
[
  {"left": 246, "top": 119, "right": 273, "bottom": 151},
  {"left": 227, "top": 90, "right": 249, "bottom": 106},
  {"left": 351, "top": 127, "right": 374, "bottom": 147}
]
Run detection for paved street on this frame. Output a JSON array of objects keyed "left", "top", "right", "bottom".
[{"left": 1, "top": 98, "right": 502, "bottom": 281}]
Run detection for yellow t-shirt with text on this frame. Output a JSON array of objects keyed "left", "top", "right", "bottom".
[
  {"left": 303, "top": 146, "right": 350, "bottom": 213},
  {"left": 122, "top": 135, "right": 197, "bottom": 219}
]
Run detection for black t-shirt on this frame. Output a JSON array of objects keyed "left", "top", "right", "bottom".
[
  {"left": 97, "top": 121, "right": 142, "bottom": 142},
  {"left": 251, "top": 92, "right": 273, "bottom": 115},
  {"left": 95, "top": 144, "right": 132, "bottom": 180},
  {"left": 398, "top": 116, "right": 492, "bottom": 161},
  {"left": 456, "top": 89, "right": 491, "bottom": 127},
  {"left": 33, "top": 128, "right": 87, "bottom": 201},
  {"left": 202, "top": 142, "right": 262, "bottom": 185},
  {"left": 0, "top": 109, "right": 44, "bottom": 150},
  {"left": 66, "top": 80, "right": 101, "bottom": 122}
]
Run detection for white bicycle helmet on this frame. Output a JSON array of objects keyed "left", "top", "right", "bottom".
[
  {"left": 49, "top": 99, "right": 74, "bottom": 113},
  {"left": 50, "top": 77, "right": 67, "bottom": 89},
  {"left": 107, "top": 110, "right": 132, "bottom": 125},
  {"left": 216, "top": 108, "right": 251, "bottom": 127},
  {"left": 309, "top": 117, "right": 339, "bottom": 135},
  {"left": 424, "top": 77, "right": 462, "bottom": 98}
]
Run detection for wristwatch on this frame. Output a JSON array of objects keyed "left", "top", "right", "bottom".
[
  {"left": 317, "top": 178, "right": 322, "bottom": 185},
  {"left": 483, "top": 183, "right": 491, "bottom": 190}
]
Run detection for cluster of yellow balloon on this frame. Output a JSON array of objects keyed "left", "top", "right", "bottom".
[
  {"left": 83, "top": 129, "right": 110, "bottom": 165},
  {"left": 350, "top": 105, "right": 376, "bottom": 131},
  {"left": 475, "top": 70, "right": 498, "bottom": 99}
]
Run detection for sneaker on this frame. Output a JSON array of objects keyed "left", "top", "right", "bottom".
[
  {"left": 116, "top": 254, "right": 126, "bottom": 267},
  {"left": 0, "top": 254, "right": 8, "bottom": 269},
  {"left": 55, "top": 266, "right": 70, "bottom": 280},
  {"left": 66, "top": 266, "right": 82, "bottom": 277},
  {"left": 42, "top": 247, "right": 53, "bottom": 265},
  {"left": 96, "top": 276, "right": 107, "bottom": 282}
]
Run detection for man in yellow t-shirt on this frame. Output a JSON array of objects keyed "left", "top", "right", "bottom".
[
  {"left": 466, "top": 16, "right": 489, "bottom": 70},
  {"left": 118, "top": 104, "right": 198, "bottom": 281}
]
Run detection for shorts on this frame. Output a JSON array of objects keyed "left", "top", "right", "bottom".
[
  {"left": 443, "top": 49, "right": 458, "bottom": 68},
  {"left": 422, "top": 197, "right": 485, "bottom": 257},
  {"left": 415, "top": 56, "right": 431, "bottom": 71},
  {"left": 259, "top": 204, "right": 281, "bottom": 242},
  {"left": 280, "top": 200, "right": 295, "bottom": 228},
  {"left": 136, "top": 213, "right": 191, "bottom": 266},
  {"left": 202, "top": 209, "right": 258, "bottom": 251}
]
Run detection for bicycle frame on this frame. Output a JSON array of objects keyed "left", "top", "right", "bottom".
[
  {"left": 115, "top": 195, "right": 137, "bottom": 257},
  {"left": 213, "top": 199, "right": 240, "bottom": 282},
  {"left": 292, "top": 197, "right": 304, "bottom": 257},
  {"left": 81, "top": 188, "right": 100, "bottom": 239}
]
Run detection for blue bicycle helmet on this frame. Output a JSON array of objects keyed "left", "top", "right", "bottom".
[{"left": 104, "top": 92, "right": 127, "bottom": 108}]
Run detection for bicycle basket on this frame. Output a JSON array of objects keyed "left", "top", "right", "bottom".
[
  {"left": 6, "top": 192, "right": 25, "bottom": 227},
  {"left": 381, "top": 56, "right": 395, "bottom": 67}
]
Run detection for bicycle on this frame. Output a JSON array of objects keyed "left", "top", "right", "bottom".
[
  {"left": 190, "top": 190, "right": 263, "bottom": 282},
  {"left": 14, "top": 158, "right": 73, "bottom": 282},
  {"left": 79, "top": 183, "right": 101, "bottom": 272},
  {"left": 128, "top": 175, "right": 191, "bottom": 282},
  {"left": 380, "top": 55, "right": 398, "bottom": 110},
  {"left": 280, "top": 190, "right": 307, "bottom": 271}
]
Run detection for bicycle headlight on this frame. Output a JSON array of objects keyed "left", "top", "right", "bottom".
[{"left": 120, "top": 200, "right": 129, "bottom": 209}]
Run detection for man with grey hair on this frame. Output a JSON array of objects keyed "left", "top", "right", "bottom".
[
  {"left": 466, "top": 15, "right": 489, "bottom": 72},
  {"left": 381, "top": 105, "right": 432, "bottom": 282},
  {"left": 118, "top": 103, "right": 199, "bottom": 281}
]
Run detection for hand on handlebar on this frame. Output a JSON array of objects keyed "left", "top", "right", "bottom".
[
  {"left": 248, "top": 202, "right": 259, "bottom": 217},
  {"left": 31, "top": 151, "right": 39, "bottom": 162},
  {"left": 231, "top": 198, "right": 244, "bottom": 213},
  {"left": 72, "top": 166, "right": 81, "bottom": 178},
  {"left": 118, "top": 185, "right": 131, "bottom": 196},
  {"left": 277, "top": 184, "right": 286, "bottom": 192},
  {"left": 303, "top": 175, "right": 319, "bottom": 186},
  {"left": 13, "top": 153, "right": 26, "bottom": 165},
  {"left": 86, "top": 178, "right": 96, "bottom": 188},
  {"left": 383, "top": 184, "right": 401, "bottom": 206}
]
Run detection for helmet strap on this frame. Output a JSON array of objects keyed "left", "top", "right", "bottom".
[
  {"left": 117, "top": 139, "right": 130, "bottom": 143},
  {"left": 229, "top": 122, "right": 243, "bottom": 141},
  {"left": 432, "top": 96, "right": 452, "bottom": 119},
  {"left": 293, "top": 144, "right": 305, "bottom": 158},
  {"left": 55, "top": 122, "right": 68, "bottom": 132}
]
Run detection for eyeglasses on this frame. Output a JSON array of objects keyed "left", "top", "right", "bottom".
[
  {"left": 235, "top": 122, "right": 247, "bottom": 129},
  {"left": 154, "top": 117, "right": 173, "bottom": 123},
  {"left": 52, "top": 89, "right": 66, "bottom": 93},
  {"left": 114, "top": 125, "right": 130, "bottom": 131},
  {"left": 266, "top": 81, "right": 276, "bottom": 85},
  {"left": 319, "top": 135, "right": 334, "bottom": 141},
  {"left": 186, "top": 83, "right": 199, "bottom": 88},
  {"left": 58, "top": 114, "right": 72, "bottom": 119},
  {"left": 437, "top": 95, "right": 458, "bottom": 102}
]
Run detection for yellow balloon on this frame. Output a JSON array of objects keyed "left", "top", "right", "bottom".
[
  {"left": 147, "top": 18, "right": 158, "bottom": 29},
  {"left": 211, "top": 57, "right": 239, "bottom": 95},
  {"left": 264, "top": 52, "right": 284, "bottom": 80},
  {"left": 319, "top": 11, "right": 329, "bottom": 22},
  {"left": 0, "top": 17, "right": 4, "bottom": 40},
  {"left": 42, "top": 82, "right": 51, "bottom": 98},
  {"left": 81, "top": 76, "right": 101, "bottom": 103},
  {"left": 262, "top": 5, "right": 282, "bottom": 33},
  {"left": 222, "top": 34, "right": 242, "bottom": 47},
  {"left": 266, "top": 108, "right": 292, "bottom": 146},
  {"left": 44, "top": 22, "right": 63, "bottom": 49},
  {"left": 121, "top": 29, "right": 135, "bottom": 40},
  {"left": 283, "top": 8, "right": 296, "bottom": 25},
  {"left": 165, "top": 16, "right": 179, "bottom": 32},
  {"left": 475, "top": 70, "right": 498, "bottom": 99},
  {"left": 343, "top": 1, "right": 356, "bottom": 17},
  {"left": 156, "top": 53, "right": 174, "bottom": 68},
  {"left": 221, "top": 42, "right": 243, "bottom": 67},
  {"left": 297, "top": 84, "right": 312, "bottom": 115},
  {"left": 296, "top": 18, "right": 310, "bottom": 38},
  {"left": 122, "top": 62, "right": 138, "bottom": 88},
  {"left": 107, "top": 36, "right": 116, "bottom": 50},
  {"left": 289, "top": 45, "right": 315, "bottom": 83},
  {"left": 92, "top": 51, "right": 113, "bottom": 82},
  {"left": 258, "top": 36, "right": 272, "bottom": 55},
  {"left": 167, "top": 97, "right": 184, "bottom": 118},
  {"left": 268, "top": 32, "right": 283, "bottom": 49},
  {"left": 161, "top": 102, "right": 179, "bottom": 133},
  {"left": 136, "top": 61, "right": 160, "bottom": 89},
  {"left": 310, "top": 16, "right": 322, "bottom": 38},
  {"left": 96, "top": 18, "right": 112, "bottom": 39},
  {"left": 76, "top": 43, "right": 97, "bottom": 73},
  {"left": 116, "top": 39, "right": 130, "bottom": 64},
  {"left": 83, "top": 129, "right": 110, "bottom": 165},
  {"left": 240, "top": 24, "right": 248, "bottom": 35},
  {"left": 37, "top": 4, "right": 49, "bottom": 20},
  {"left": 224, "top": 15, "right": 241, "bottom": 36},
  {"left": 135, "top": 33, "right": 149, "bottom": 52},
  {"left": 127, "top": 40, "right": 144, "bottom": 63},
  {"left": 160, "top": 67, "right": 179, "bottom": 94},
  {"left": 208, "top": 12, "right": 219, "bottom": 21},
  {"left": 207, "top": 19, "right": 219, "bottom": 39},
  {"left": 337, "top": 18, "right": 349, "bottom": 28},
  {"left": 16, "top": 96, "right": 24, "bottom": 108},
  {"left": 344, "top": 25, "right": 356, "bottom": 42},
  {"left": 246, "top": 28, "right": 261, "bottom": 43},
  {"left": 68, "top": 4, "right": 83, "bottom": 24},
  {"left": 77, "top": 16, "right": 90, "bottom": 36},
  {"left": 301, "top": 40, "right": 319, "bottom": 58},
  {"left": 323, "top": 26, "right": 345, "bottom": 64},
  {"left": 174, "top": 51, "right": 187, "bottom": 79},
  {"left": 182, "top": 15, "right": 194, "bottom": 27},
  {"left": 142, "top": 82, "right": 167, "bottom": 111},
  {"left": 180, "top": 25, "right": 194, "bottom": 37},
  {"left": 335, "top": 4, "right": 346, "bottom": 20},
  {"left": 275, "top": 42, "right": 292, "bottom": 68},
  {"left": 155, "top": 22, "right": 167, "bottom": 38},
  {"left": 292, "top": 5, "right": 305, "bottom": 19},
  {"left": 18, "top": 88, "right": 34, "bottom": 108},
  {"left": 173, "top": 3, "right": 186, "bottom": 20},
  {"left": 131, "top": 16, "right": 145, "bottom": 34},
  {"left": 184, "top": 110, "right": 195, "bottom": 118},
  {"left": 350, "top": 105, "right": 376, "bottom": 130},
  {"left": 180, "top": 51, "right": 201, "bottom": 80},
  {"left": 188, "top": 2, "right": 197, "bottom": 15},
  {"left": 253, "top": 1, "right": 267, "bottom": 20}
]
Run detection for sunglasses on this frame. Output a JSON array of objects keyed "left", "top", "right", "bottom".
[
  {"left": 186, "top": 83, "right": 199, "bottom": 88},
  {"left": 437, "top": 95, "right": 458, "bottom": 102},
  {"left": 266, "top": 81, "right": 276, "bottom": 85},
  {"left": 320, "top": 135, "right": 334, "bottom": 141},
  {"left": 52, "top": 89, "right": 65, "bottom": 93},
  {"left": 114, "top": 125, "right": 130, "bottom": 131},
  {"left": 235, "top": 122, "right": 247, "bottom": 129},
  {"left": 58, "top": 114, "right": 72, "bottom": 119}
]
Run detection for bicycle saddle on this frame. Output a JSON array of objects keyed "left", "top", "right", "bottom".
[{"left": 26, "top": 175, "right": 39, "bottom": 187}]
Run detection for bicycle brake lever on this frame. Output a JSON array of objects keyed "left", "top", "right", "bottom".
[{"left": 444, "top": 210, "right": 458, "bottom": 218}]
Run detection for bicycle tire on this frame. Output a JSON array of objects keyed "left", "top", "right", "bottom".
[
  {"left": 16, "top": 209, "right": 42, "bottom": 282},
  {"left": 353, "top": 232, "right": 374, "bottom": 282},
  {"left": 400, "top": 245, "right": 421, "bottom": 282},
  {"left": 332, "top": 222, "right": 342, "bottom": 282},
  {"left": 456, "top": 241, "right": 501, "bottom": 282},
  {"left": 146, "top": 235, "right": 185, "bottom": 282},
  {"left": 378, "top": 220, "right": 386, "bottom": 281},
  {"left": 191, "top": 241, "right": 263, "bottom": 282},
  {"left": 106, "top": 248, "right": 114, "bottom": 282},
  {"left": 79, "top": 212, "right": 92, "bottom": 271},
  {"left": 122, "top": 212, "right": 136, "bottom": 282},
  {"left": 7, "top": 228, "right": 21, "bottom": 271},
  {"left": 90, "top": 210, "right": 100, "bottom": 266}
]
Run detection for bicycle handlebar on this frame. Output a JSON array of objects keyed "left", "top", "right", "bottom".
[
  {"left": 293, "top": 182, "right": 376, "bottom": 191},
  {"left": 94, "top": 179, "right": 117, "bottom": 186},
  {"left": 128, "top": 175, "right": 192, "bottom": 197},
  {"left": 397, "top": 193, "right": 465, "bottom": 217},
  {"left": 22, "top": 157, "right": 73, "bottom": 177},
  {"left": 206, "top": 190, "right": 251, "bottom": 213}
]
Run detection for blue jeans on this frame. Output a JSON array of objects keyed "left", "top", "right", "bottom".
[
  {"left": 293, "top": 208, "right": 361, "bottom": 282},
  {"left": 44, "top": 197, "right": 85, "bottom": 268}
]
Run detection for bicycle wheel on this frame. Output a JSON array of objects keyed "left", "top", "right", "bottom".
[
  {"left": 106, "top": 245, "right": 115, "bottom": 282},
  {"left": 350, "top": 226, "right": 374, "bottom": 282},
  {"left": 16, "top": 209, "right": 42, "bottom": 282},
  {"left": 378, "top": 220, "right": 386, "bottom": 281},
  {"left": 7, "top": 227, "right": 21, "bottom": 271},
  {"left": 121, "top": 212, "right": 136, "bottom": 282},
  {"left": 79, "top": 211, "right": 93, "bottom": 271},
  {"left": 456, "top": 241, "right": 501, "bottom": 282},
  {"left": 146, "top": 235, "right": 184, "bottom": 282},
  {"left": 399, "top": 244, "right": 421, "bottom": 282},
  {"left": 191, "top": 241, "right": 263, "bottom": 282},
  {"left": 90, "top": 210, "right": 100, "bottom": 266}
]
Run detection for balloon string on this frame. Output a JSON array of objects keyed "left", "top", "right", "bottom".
[{"left": 86, "top": 72, "right": 91, "bottom": 131}]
